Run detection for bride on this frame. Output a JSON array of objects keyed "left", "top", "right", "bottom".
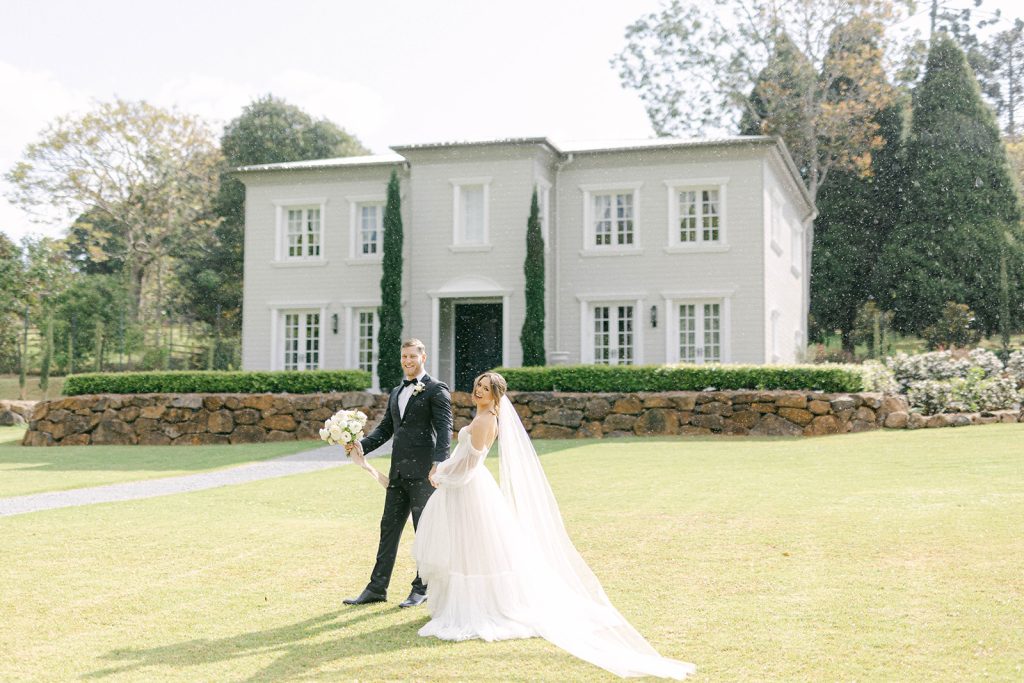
[{"left": 351, "top": 371, "right": 694, "bottom": 680}]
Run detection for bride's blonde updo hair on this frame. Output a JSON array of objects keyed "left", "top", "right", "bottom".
[{"left": 473, "top": 371, "right": 508, "bottom": 415}]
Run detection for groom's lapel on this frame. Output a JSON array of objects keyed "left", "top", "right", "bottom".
[{"left": 390, "top": 386, "right": 402, "bottom": 425}]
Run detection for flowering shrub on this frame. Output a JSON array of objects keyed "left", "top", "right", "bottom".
[
  {"left": 905, "top": 380, "right": 957, "bottom": 415},
  {"left": 888, "top": 348, "right": 1022, "bottom": 413},
  {"left": 860, "top": 361, "right": 899, "bottom": 394},
  {"left": 1008, "top": 350, "right": 1024, "bottom": 387},
  {"left": 886, "top": 349, "right": 1003, "bottom": 391}
]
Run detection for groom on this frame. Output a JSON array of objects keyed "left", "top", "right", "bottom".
[{"left": 344, "top": 338, "right": 453, "bottom": 608}]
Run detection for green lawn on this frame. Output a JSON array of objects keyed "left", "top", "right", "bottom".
[
  {"left": 0, "top": 373, "right": 66, "bottom": 401},
  {"left": 2, "top": 426, "right": 1023, "bottom": 681},
  {"left": 0, "top": 426, "right": 324, "bottom": 498}
]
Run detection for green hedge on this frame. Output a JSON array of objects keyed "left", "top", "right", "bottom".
[
  {"left": 62, "top": 370, "right": 371, "bottom": 396},
  {"left": 494, "top": 363, "right": 869, "bottom": 393}
]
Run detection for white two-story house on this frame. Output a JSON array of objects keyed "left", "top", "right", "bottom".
[{"left": 235, "top": 136, "right": 815, "bottom": 392}]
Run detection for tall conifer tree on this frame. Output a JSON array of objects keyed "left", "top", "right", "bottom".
[
  {"left": 811, "top": 101, "right": 906, "bottom": 350},
  {"left": 521, "top": 189, "right": 546, "bottom": 366},
  {"left": 877, "top": 34, "right": 1024, "bottom": 336},
  {"left": 376, "top": 169, "right": 404, "bottom": 391}
]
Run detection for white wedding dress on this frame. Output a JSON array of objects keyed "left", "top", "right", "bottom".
[{"left": 413, "top": 395, "right": 695, "bottom": 679}]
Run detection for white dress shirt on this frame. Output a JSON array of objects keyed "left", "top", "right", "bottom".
[{"left": 397, "top": 371, "right": 426, "bottom": 419}]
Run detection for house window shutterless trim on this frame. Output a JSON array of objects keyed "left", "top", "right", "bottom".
[
  {"left": 272, "top": 198, "right": 327, "bottom": 263},
  {"left": 576, "top": 294, "right": 645, "bottom": 365},
  {"left": 664, "top": 178, "right": 728, "bottom": 252},
  {"left": 579, "top": 182, "right": 643, "bottom": 255},
  {"left": 282, "top": 310, "right": 321, "bottom": 370},
  {"left": 450, "top": 176, "right": 492, "bottom": 249}
]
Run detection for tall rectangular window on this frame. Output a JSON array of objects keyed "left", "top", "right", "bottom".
[
  {"left": 356, "top": 309, "right": 375, "bottom": 373},
  {"left": 703, "top": 303, "right": 721, "bottom": 362},
  {"left": 593, "top": 304, "right": 634, "bottom": 365},
  {"left": 286, "top": 207, "right": 321, "bottom": 258},
  {"left": 680, "top": 304, "right": 697, "bottom": 362},
  {"left": 790, "top": 222, "right": 803, "bottom": 274},
  {"left": 358, "top": 204, "right": 383, "bottom": 256},
  {"left": 282, "top": 311, "right": 320, "bottom": 370},
  {"left": 678, "top": 301, "right": 721, "bottom": 364},
  {"left": 593, "top": 192, "right": 633, "bottom": 247},
  {"left": 459, "top": 184, "right": 485, "bottom": 243}
]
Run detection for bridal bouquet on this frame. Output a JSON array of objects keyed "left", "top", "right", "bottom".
[{"left": 319, "top": 409, "right": 368, "bottom": 447}]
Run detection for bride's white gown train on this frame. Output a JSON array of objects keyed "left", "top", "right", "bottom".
[{"left": 414, "top": 396, "right": 695, "bottom": 680}]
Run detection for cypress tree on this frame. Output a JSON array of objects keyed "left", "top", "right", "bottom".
[
  {"left": 811, "top": 101, "right": 906, "bottom": 350},
  {"left": 376, "top": 169, "right": 404, "bottom": 391},
  {"left": 878, "top": 33, "right": 1024, "bottom": 336},
  {"left": 520, "top": 189, "right": 546, "bottom": 366}
]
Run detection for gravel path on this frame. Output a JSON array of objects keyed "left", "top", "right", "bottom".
[{"left": 0, "top": 441, "right": 391, "bottom": 518}]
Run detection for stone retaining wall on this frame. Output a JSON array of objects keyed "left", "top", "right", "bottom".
[
  {"left": 22, "top": 393, "right": 388, "bottom": 447},
  {"left": 0, "top": 400, "right": 35, "bottom": 426},
  {"left": 487, "top": 391, "right": 1023, "bottom": 438},
  {"left": 20, "top": 390, "right": 1023, "bottom": 446}
]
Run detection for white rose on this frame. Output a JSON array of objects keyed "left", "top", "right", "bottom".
[
  {"left": 340, "top": 431, "right": 353, "bottom": 444},
  {"left": 319, "top": 428, "right": 330, "bottom": 440},
  {"left": 329, "top": 425, "right": 343, "bottom": 440}
]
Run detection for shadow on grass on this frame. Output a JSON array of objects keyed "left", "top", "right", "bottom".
[{"left": 85, "top": 607, "right": 448, "bottom": 682}]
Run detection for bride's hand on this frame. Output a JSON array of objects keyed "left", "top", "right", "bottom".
[{"left": 428, "top": 464, "right": 439, "bottom": 488}]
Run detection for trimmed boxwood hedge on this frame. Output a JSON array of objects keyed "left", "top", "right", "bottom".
[
  {"left": 62, "top": 370, "right": 371, "bottom": 396},
  {"left": 494, "top": 363, "right": 869, "bottom": 393}
]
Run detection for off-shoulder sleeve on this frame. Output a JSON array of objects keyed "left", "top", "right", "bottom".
[{"left": 432, "top": 436, "right": 487, "bottom": 488}]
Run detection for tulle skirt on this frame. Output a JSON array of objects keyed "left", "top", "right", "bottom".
[{"left": 414, "top": 466, "right": 540, "bottom": 641}]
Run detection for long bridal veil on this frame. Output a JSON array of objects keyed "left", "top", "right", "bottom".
[{"left": 496, "top": 395, "right": 695, "bottom": 680}]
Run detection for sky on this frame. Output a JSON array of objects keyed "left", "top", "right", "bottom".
[{"left": 1, "top": 0, "right": 1021, "bottom": 242}]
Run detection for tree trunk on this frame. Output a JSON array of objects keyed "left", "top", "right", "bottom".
[{"left": 840, "top": 328, "right": 855, "bottom": 355}]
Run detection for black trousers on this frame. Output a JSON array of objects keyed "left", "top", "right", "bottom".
[{"left": 366, "top": 476, "right": 435, "bottom": 595}]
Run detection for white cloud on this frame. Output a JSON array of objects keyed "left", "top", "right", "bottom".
[{"left": 153, "top": 69, "right": 390, "bottom": 152}]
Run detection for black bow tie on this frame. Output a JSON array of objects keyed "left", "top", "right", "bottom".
[{"left": 402, "top": 378, "right": 419, "bottom": 387}]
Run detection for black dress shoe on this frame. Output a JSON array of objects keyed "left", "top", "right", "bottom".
[
  {"left": 399, "top": 590, "right": 427, "bottom": 608},
  {"left": 343, "top": 589, "right": 387, "bottom": 605}
]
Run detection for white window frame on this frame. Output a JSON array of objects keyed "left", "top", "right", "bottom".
[
  {"left": 450, "top": 176, "right": 492, "bottom": 252},
  {"left": 349, "top": 305, "right": 380, "bottom": 388},
  {"left": 576, "top": 294, "right": 645, "bottom": 364},
  {"left": 770, "top": 309, "right": 781, "bottom": 363},
  {"left": 268, "top": 304, "right": 327, "bottom": 371},
  {"left": 536, "top": 179, "right": 551, "bottom": 251},
  {"left": 664, "top": 177, "right": 729, "bottom": 253},
  {"left": 769, "top": 190, "right": 784, "bottom": 256},
  {"left": 346, "top": 194, "right": 386, "bottom": 264},
  {"left": 272, "top": 198, "right": 328, "bottom": 266},
  {"left": 579, "top": 182, "right": 643, "bottom": 256},
  {"left": 663, "top": 291, "right": 733, "bottom": 364},
  {"left": 790, "top": 219, "right": 803, "bottom": 277}
]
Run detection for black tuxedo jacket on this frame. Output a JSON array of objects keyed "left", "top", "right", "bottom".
[{"left": 359, "top": 374, "right": 453, "bottom": 480}]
